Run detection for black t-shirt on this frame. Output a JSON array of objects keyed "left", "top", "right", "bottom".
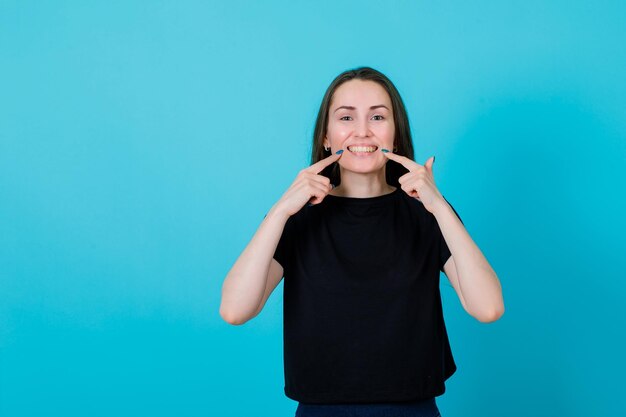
[{"left": 272, "top": 187, "right": 463, "bottom": 404}]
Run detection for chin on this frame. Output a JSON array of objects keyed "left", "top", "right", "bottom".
[{"left": 338, "top": 160, "right": 386, "bottom": 174}]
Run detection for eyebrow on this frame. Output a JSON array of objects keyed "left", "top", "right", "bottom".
[{"left": 333, "top": 105, "right": 389, "bottom": 113}]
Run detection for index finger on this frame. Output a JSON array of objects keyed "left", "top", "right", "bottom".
[
  {"left": 306, "top": 149, "right": 344, "bottom": 174},
  {"left": 381, "top": 149, "right": 422, "bottom": 171}
]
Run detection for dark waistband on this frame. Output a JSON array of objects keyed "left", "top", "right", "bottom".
[{"left": 296, "top": 396, "right": 439, "bottom": 415}]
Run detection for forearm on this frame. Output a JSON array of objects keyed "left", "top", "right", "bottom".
[
  {"left": 432, "top": 199, "right": 504, "bottom": 320},
  {"left": 219, "top": 204, "right": 289, "bottom": 324}
]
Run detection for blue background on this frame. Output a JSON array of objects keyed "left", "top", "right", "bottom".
[{"left": 1, "top": 1, "right": 625, "bottom": 416}]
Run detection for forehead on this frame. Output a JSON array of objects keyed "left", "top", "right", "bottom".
[{"left": 330, "top": 79, "right": 391, "bottom": 109}]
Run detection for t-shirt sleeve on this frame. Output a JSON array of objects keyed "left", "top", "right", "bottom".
[
  {"left": 263, "top": 212, "right": 293, "bottom": 271},
  {"left": 439, "top": 197, "right": 464, "bottom": 273}
]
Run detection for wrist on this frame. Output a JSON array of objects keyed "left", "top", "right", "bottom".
[
  {"left": 266, "top": 203, "right": 290, "bottom": 223},
  {"left": 431, "top": 196, "right": 452, "bottom": 219}
]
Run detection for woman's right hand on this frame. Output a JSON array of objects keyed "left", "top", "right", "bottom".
[{"left": 273, "top": 150, "right": 344, "bottom": 217}]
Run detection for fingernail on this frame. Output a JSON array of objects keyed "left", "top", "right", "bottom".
[
  {"left": 335, "top": 149, "right": 343, "bottom": 154},
  {"left": 381, "top": 148, "right": 389, "bottom": 153}
]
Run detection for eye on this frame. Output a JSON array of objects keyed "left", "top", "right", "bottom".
[
  {"left": 372, "top": 115, "right": 384, "bottom": 120},
  {"left": 339, "top": 116, "right": 352, "bottom": 121}
]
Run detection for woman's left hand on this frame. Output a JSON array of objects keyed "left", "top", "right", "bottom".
[{"left": 381, "top": 150, "right": 445, "bottom": 214}]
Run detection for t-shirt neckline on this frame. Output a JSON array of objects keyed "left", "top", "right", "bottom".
[{"left": 325, "top": 187, "right": 401, "bottom": 205}]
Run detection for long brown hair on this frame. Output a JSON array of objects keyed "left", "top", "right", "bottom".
[{"left": 312, "top": 66, "right": 415, "bottom": 187}]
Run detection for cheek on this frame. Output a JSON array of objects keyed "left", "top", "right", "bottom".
[
  {"left": 327, "top": 124, "right": 351, "bottom": 141},
  {"left": 374, "top": 125, "right": 394, "bottom": 142}
]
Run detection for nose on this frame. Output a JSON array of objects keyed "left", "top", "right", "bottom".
[{"left": 355, "top": 116, "right": 371, "bottom": 138}]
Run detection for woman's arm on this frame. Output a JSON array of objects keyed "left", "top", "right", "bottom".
[
  {"left": 220, "top": 151, "right": 343, "bottom": 325},
  {"left": 378, "top": 151, "right": 504, "bottom": 322},
  {"left": 219, "top": 205, "right": 289, "bottom": 325},
  {"left": 434, "top": 199, "right": 505, "bottom": 322}
]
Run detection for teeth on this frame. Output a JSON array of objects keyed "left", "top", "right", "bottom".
[{"left": 348, "top": 146, "right": 377, "bottom": 153}]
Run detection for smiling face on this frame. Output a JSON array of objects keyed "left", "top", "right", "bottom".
[{"left": 324, "top": 79, "right": 395, "bottom": 174}]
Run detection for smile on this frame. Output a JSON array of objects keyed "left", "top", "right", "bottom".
[{"left": 347, "top": 145, "right": 378, "bottom": 153}]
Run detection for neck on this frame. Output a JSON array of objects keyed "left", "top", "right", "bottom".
[{"left": 330, "top": 167, "right": 396, "bottom": 198}]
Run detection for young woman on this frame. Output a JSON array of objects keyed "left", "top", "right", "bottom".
[{"left": 220, "top": 67, "right": 504, "bottom": 417}]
